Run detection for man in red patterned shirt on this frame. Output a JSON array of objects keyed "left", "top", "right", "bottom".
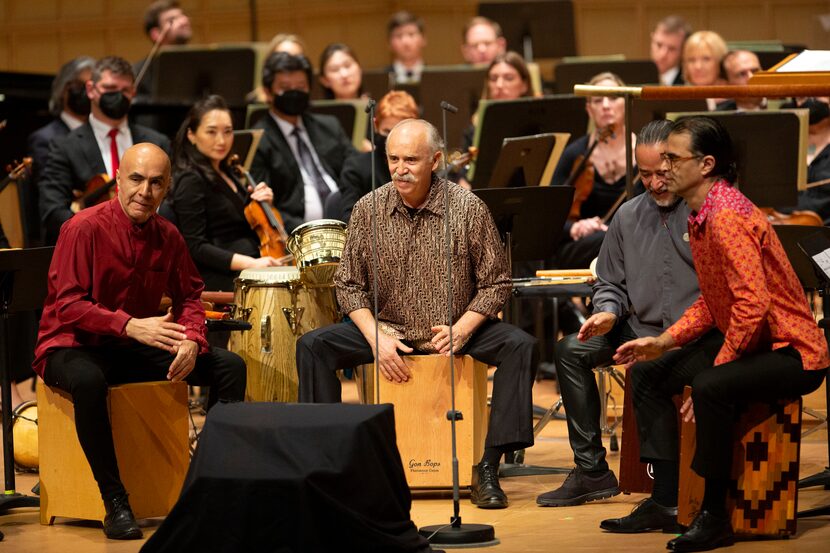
[{"left": 608, "top": 116, "right": 829, "bottom": 552}]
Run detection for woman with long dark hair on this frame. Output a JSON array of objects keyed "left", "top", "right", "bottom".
[
  {"left": 171, "top": 94, "right": 281, "bottom": 291},
  {"left": 318, "top": 43, "right": 365, "bottom": 100}
]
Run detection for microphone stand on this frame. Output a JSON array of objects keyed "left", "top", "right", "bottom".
[
  {"left": 418, "top": 102, "right": 497, "bottom": 548},
  {"left": 365, "top": 99, "right": 381, "bottom": 404}
]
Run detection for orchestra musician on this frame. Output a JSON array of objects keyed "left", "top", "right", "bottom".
[
  {"left": 249, "top": 52, "right": 356, "bottom": 233},
  {"left": 296, "top": 119, "right": 537, "bottom": 510},
  {"left": 133, "top": 0, "right": 193, "bottom": 98},
  {"left": 781, "top": 96, "right": 830, "bottom": 224},
  {"left": 33, "top": 143, "right": 246, "bottom": 540},
  {"left": 650, "top": 15, "right": 692, "bottom": 86},
  {"left": 318, "top": 43, "right": 366, "bottom": 101},
  {"left": 609, "top": 117, "right": 828, "bottom": 552},
  {"left": 460, "top": 16, "right": 507, "bottom": 66},
  {"left": 385, "top": 11, "right": 427, "bottom": 84},
  {"left": 170, "top": 94, "right": 281, "bottom": 292},
  {"left": 39, "top": 56, "right": 171, "bottom": 245},
  {"left": 537, "top": 120, "right": 701, "bottom": 508},
  {"left": 681, "top": 31, "right": 728, "bottom": 110},
  {"left": 550, "top": 72, "right": 639, "bottom": 270}
]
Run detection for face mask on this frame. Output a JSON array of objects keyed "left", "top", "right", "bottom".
[
  {"left": 373, "top": 132, "right": 387, "bottom": 154},
  {"left": 273, "top": 89, "right": 310, "bottom": 116},
  {"left": 65, "top": 82, "right": 91, "bottom": 116},
  {"left": 98, "top": 90, "right": 131, "bottom": 120},
  {"left": 803, "top": 98, "right": 830, "bottom": 126}
]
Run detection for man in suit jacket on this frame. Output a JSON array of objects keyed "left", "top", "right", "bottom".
[
  {"left": 40, "top": 56, "right": 170, "bottom": 245},
  {"left": 650, "top": 16, "right": 691, "bottom": 86},
  {"left": 250, "top": 52, "right": 356, "bottom": 233}
]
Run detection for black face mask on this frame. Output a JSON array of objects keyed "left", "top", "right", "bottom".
[
  {"left": 65, "top": 82, "right": 91, "bottom": 116},
  {"left": 373, "top": 132, "right": 387, "bottom": 154},
  {"left": 97, "top": 90, "right": 131, "bottom": 120},
  {"left": 804, "top": 98, "right": 830, "bottom": 126},
  {"left": 273, "top": 89, "right": 310, "bottom": 116}
]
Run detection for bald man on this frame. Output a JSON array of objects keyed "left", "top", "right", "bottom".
[
  {"left": 716, "top": 50, "right": 765, "bottom": 111},
  {"left": 297, "top": 119, "right": 537, "bottom": 510},
  {"left": 33, "top": 144, "right": 246, "bottom": 540}
]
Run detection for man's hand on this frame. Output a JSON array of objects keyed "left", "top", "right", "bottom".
[
  {"left": 167, "top": 339, "right": 199, "bottom": 382},
  {"left": 431, "top": 324, "right": 471, "bottom": 355},
  {"left": 614, "top": 333, "right": 674, "bottom": 367},
  {"left": 124, "top": 310, "right": 187, "bottom": 353},
  {"left": 680, "top": 395, "right": 695, "bottom": 423},
  {"left": 372, "top": 332, "right": 414, "bottom": 383},
  {"left": 577, "top": 312, "right": 617, "bottom": 342}
]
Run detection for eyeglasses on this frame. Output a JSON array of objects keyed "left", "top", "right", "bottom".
[{"left": 661, "top": 153, "right": 701, "bottom": 170}]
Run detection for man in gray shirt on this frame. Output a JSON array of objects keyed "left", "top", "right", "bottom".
[{"left": 536, "top": 120, "right": 699, "bottom": 512}]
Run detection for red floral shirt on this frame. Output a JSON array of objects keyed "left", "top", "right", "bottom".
[{"left": 667, "top": 180, "right": 829, "bottom": 370}]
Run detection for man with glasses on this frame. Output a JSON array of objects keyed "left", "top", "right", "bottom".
[
  {"left": 537, "top": 120, "right": 700, "bottom": 510},
  {"left": 39, "top": 56, "right": 170, "bottom": 245},
  {"left": 610, "top": 116, "right": 828, "bottom": 552},
  {"left": 716, "top": 51, "right": 765, "bottom": 111}
]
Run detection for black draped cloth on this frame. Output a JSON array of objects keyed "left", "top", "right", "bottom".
[{"left": 142, "top": 402, "right": 434, "bottom": 553}]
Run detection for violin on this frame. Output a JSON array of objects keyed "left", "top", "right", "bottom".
[
  {"left": 229, "top": 155, "right": 293, "bottom": 264},
  {"left": 71, "top": 173, "right": 115, "bottom": 213},
  {"left": 761, "top": 207, "right": 823, "bottom": 227},
  {"left": 564, "top": 126, "right": 614, "bottom": 222},
  {"left": 0, "top": 157, "right": 32, "bottom": 194}
]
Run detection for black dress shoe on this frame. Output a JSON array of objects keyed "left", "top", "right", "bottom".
[
  {"left": 103, "top": 493, "right": 143, "bottom": 540},
  {"left": 600, "top": 497, "right": 681, "bottom": 533},
  {"left": 470, "top": 462, "right": 508, "bottom": 509},
  {"left": 667, "top": 510, "right": 734, "bottom": 552},
  {"left": 537, "top": 468, "right": 620, "bottom": 507}
]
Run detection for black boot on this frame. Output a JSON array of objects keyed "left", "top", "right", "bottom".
[
  {"left": 667, "top": 510, "right": 734, "bottom": 552},
  {"left": 470, "top": 462, "right": 508, "bottom": 509},
  {"left": 103, "top": 493, "right": 143, "bottom": 540}
]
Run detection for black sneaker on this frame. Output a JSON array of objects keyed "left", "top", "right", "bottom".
[
  {"left": 537, "top": 468, "right": 620, "bottom": 507},
  {"left": 103, "top": 493, "right": 143, "bottom": 540},
  {"left": 600, "top": 497, "right": 682, "bottom": 534},
  {"left": 470, "top": 462, "right": 508, "bottom": 509}
]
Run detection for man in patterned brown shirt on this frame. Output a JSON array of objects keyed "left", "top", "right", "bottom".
[{"left": 297, "top": 119, "right": 537, "bottom": 509}]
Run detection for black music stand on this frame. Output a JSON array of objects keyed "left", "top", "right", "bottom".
[
  {"left": 469, "top": 96, "right": 588, "bottom": 189},
  {"left": 486, "top": 133, "right": 560, "bottom": 189},
  {"left": 152, "top": 46, "right": 259, "bottom": 105},
  {"left": 554, "top": 60, "right": 659, "bottom": 94},
  {"left": 420, "top": 66, "right": 487, "bottom": 149},
  {"left": 475, "top": 186, "right": 577, "bottom": 477},
  {"left": 479, "top": 1, "right": 576, "bottom": 61},
  {"left": 0, "top": 246, "right": 53, "bottom": 514},
  {"left": 629, "top": 99, "right": 709, "bottom": 135}
]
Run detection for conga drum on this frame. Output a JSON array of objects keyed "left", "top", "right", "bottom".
[
  {"left": 287, "top": 219, "right": 347, "bottom": 286},
  {"left": 12, "top": 400, "right": 38, "bottom": 470},
  {"left": 227, "top": 267, "right": 338, "bottom": 402}
]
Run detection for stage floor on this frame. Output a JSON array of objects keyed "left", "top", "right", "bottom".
[{"left": 2, "top": 377, "right": 829, "bottom": 552}]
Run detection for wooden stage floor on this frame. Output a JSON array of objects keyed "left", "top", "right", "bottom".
[{"left": 2, "top": 377, "right": 829, "bottom": 552}]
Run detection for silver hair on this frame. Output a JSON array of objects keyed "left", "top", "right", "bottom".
[
  {"left": 49, "top": 56, "right": 96, "bottom": 116},
  {"left": 636, "top": 119, "right": 673, "bottom": 147},
  {"left": 387, "top": 118, "right": 445, "bottom": 156}
]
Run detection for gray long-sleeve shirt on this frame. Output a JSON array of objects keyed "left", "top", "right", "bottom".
[{"left": 592, "top": 193, "right": 700, "bottom": 338}]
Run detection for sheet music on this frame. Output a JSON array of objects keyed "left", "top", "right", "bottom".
[
  {"left": 777, "top": 50, "right": 830, "bottom": 73},
  {"left": 811, "top": 247, "right": 830, "bottom": 279}
]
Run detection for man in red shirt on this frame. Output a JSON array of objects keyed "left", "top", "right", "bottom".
[
  {"left": 33, "top": 143, "right": 246, "bottom": 540},
  {"left": 607, "top": 116, "right": 829, "bottom": 552}
]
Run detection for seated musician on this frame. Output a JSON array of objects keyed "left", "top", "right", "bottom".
[
  {"left": 609, "top": 116, "right": 828, "bottom": 552},
  {"left": 249, "top": 52, "right": 357, "bottom": 233},
  {"left": 536, "top": 120, "right": 701, "bottom": 508},
  {"left": 385, "top": 11, "right": 427, "bottom": 84},
  {"left": 296, "top": 119, "right": 537, "bottom": 510},
  {"left": 133, "top": 1, "right": 192, "bottom": 99},
  {"left": 338, "top": 90, "right": 419, "bottom": 222},
  {"left": 32, "top": 143, "right": 246, "bottom": 540},
  {"left": 39, "top": 56, "right": 170, "bottom": 245},
  {"left": 460, "top": 16, "right": 507, "bottom": 66},
  {"left": 550, "top": 72, "right": 639, "bottom": 270},
  {"left": 170, "top": 94, "right": 282, "bottom": 292}
]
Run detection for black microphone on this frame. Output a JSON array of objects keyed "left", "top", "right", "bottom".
[
  {"left": 365, "top": 98, "right": 377, "bottom": 114},
  {"left": 440, "top": 101, "right": 459, "bottom": 113}
]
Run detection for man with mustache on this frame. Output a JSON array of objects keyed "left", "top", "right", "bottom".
[
  {"left": 537, "top": 120, "right": 702, "bottom": 515},
  {"left": 39, "top": 56, "right": 170, "bottom": 245},
  {"left": 296, "top": 119, "right": 537, "bottom": 509}
]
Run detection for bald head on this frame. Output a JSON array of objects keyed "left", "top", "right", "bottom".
[
  {"left": 386, "top": 119, "right": 443, "bottom": 208},
  {"left": 387, "top": 119, "right": 444, "bottom": 156},
  {"left": 116, "top": 143, "right": 171, "bottom": 224}
]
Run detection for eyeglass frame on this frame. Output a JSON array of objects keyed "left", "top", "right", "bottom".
[{"left": 661, "top": 153, "right": 702, "bottom": 170}]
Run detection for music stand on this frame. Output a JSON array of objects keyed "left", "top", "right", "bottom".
[
  {"left": 244, "top": 101, "right": 366, "bottom": 149},
  {"left": 479, "top": 1, "right": 576, "bottom": 61},
  {"left": 629, "top": 99, "right": 709, "bottom": 135},
  {"left": 420, "top": 66, "right": 487, "bottom": 149},
  {"left": 554, "top": 60, "right": 659, "bottom": 94},
  {"left": 0, "top": 246, "right": 53, "bottom": 513},
  {"left": 469, "top": 96, "right": 589, "bottom": 188},
  {"left": 228, "top": 129, "right": 264, "bottom": 172},
  {"left": 486, "top": 133, "right": 568, "bottom": 189}
]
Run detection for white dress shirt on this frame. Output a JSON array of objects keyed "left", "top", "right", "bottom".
[
  {"left": 660, "top": 66, "right": 680, "bottom": 86},
  {"left": 392, "top": 60, "right": 424, "bottom": 84},
  {"left": 88, "top": 113, "right": 132, "bottom": 177},
  {"left": 60, "top": 111, "right": 85, "bottom": 131}
]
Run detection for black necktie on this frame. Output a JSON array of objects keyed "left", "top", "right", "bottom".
[{"left": 292, "top": 126, "right": 330, "bottom": 204}]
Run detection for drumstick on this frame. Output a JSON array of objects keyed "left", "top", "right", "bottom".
[{"left": 535, "top": 269, "right": 594, "bottom": 278}]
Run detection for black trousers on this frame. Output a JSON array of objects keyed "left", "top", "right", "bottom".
[
  {"left": 296, "top": 319, "right": 538, "bottom": 451},
  {"left": 631, "top": 331, "right": 827, "bottom": 479},
  {"left": 44, "top": 343, "right": 246, "bottom": 500},
  {"left": 554, "top": 321, "right": 639, "bottom": 472}
]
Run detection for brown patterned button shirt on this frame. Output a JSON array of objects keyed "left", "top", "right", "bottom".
[{"left": 335, "top": 175, "right": 511, "bottom": 352}]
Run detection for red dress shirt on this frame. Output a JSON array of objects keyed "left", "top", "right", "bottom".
[
  {"left": 667, "top": 180, "right": 830, "bottom": 370},
  {"left": 32, "top": 199, "right": 209, "bottom": 377}
]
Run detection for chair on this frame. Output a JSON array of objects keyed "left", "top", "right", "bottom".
[{"left": 38, "top": 380, "right": 189, "bottom": 526}]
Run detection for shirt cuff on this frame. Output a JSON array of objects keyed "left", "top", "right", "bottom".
[
  {"left": 184, "top": 324, "right": 210, "bottom": 354},
  {"left": 112, "top": 310, "right": 132, "bottom": 337}
]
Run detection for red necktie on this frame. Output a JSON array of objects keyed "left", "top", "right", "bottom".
[{"left": 108, "top": 128, "right": 119, "bottom": 180}]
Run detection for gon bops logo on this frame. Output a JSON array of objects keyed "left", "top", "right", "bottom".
[{"left": 408, "top": 459, "right": 441, "bottom": 473}]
